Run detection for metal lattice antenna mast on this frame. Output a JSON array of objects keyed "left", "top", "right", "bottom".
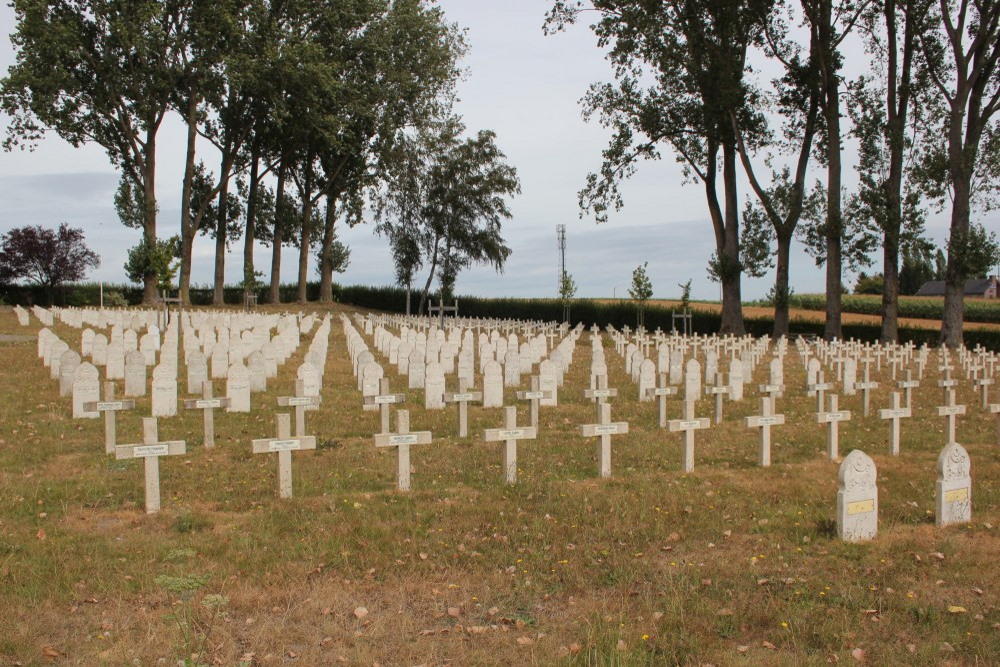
[{"left": 557, "top": 224, "right": 566, "bottom": 291}]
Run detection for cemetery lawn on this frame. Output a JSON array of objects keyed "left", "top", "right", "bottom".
[{"left": 2, "top": 306, "right": 999, "bottom": 665}]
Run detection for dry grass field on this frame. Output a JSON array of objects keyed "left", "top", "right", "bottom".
[{"left": 0, "top": 304, "right": 998, "bottom": 665}]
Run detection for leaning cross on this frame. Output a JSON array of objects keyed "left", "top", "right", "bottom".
[
  {"left": 373, "top": 410, "right": 432, "bottom": 491},
  {"left": 580, "top": 402, "right": 629, "bottom": 478},
  {"left": 745, "top": 397, "right": 785, "bottom": 467},
  {"left": 936, "top": 389, "right": 966, "bottom": 444},
  {"left": 84, "top": 380, "right": 135, "bottom": 454},
  {"left": 115, "top": 417, "right": 185, "bottom": 514},
  {"left": 182, "top": 381, "right": 231, "bottom": 447},
  {"left": 646, "top": 372, "right": 677, "bottom": 428},
  {"left": 515, "top": 375, "right": 550, "bottom": 429},
  {"left": 251, "top": 413, "right": 317, "bottom": 499},
  {"left": 277, "top": 379, "right": 320, "bottom": 437},
  {"left": 878, "top": 391, "right": 911, "bottom": 456},
  {"left": 704, "top": 371, "right": 729, "bottom": 425},
  {"left": 364, "top": 377, "right": 406, "bottom": 435},
  {"left": 667, "top": 400, "right": 710, "bottom": 473},
  {"left": 808, "top": 371, "right": 835, "bottom": 413},
  {"left": 817, "top": 394, "right": 851, "bottom": 461},
  {"left": 484, "top": 406, "right": 537, "bottom": 484},
  {"left": 444, "top": 377, "right": 483, "bottom": 438}
]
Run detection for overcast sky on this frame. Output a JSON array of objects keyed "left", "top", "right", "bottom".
[{"left": 0, "top": 1, "right": 968, "bottom": 301}]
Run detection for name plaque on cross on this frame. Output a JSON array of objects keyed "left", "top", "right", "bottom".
[
  {"left": 190, "top": 398, "right": 224, "bottom": 409},
  {"left": 134, "top": 444, "right": 171, "bottom": 457},
  {"left": 267, "top": 439, "right": 304, "bottom": 452}
]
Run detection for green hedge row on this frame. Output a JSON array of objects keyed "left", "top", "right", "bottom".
[
  {"left": 0, "top": 281, "right": 325, "bottom": 307},
  {"left": 781, "top": 293, "right": 1000, "bottom": 324}
]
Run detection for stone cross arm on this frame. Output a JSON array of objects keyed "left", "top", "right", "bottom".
[
  {"left": 580, "top": 422, "right": 629, "bottom": 437},
  {"left": 667, "top": 417, "right": 710, "bottom": 432},
  {"left": 374, "top": 431, "right": 433, "bottom": 447},
  {"left": 484, "top": 426, "right": 538, "bottom": 442},
  {"left": 365, "top": 393, "right": 407, "bottom": 406},
  {"left": 515, "top": 389, "right": 552, "bottom": 401},
  {"left": 183, "top": 397, "right": 232, "bottom": 410},
  {"left": 444, "top": 391, "right": 483, "bottom": 403},
  {"left": 116, "top": 440, "right": 185, "bottom": 460},
  {"left": 817, "top": 410, "right": 851, "bottom": 423},
  {"left": 584, "top": 387, "right": 618, "bottom": 399},
  {"left": 646, "top": 386, "right": 678, "bottom": 397},
  {"left": 251, "top": 435, "right": 317, "bottom": 453},
  {"left": 746, "top": 414, "right": 786, "bottom": 428},
  {"left": 84, "top": 400, "right": 136, "bottom": 412},
  {"left": 277, "top": 396, "right": 320, "bottom": 408}
]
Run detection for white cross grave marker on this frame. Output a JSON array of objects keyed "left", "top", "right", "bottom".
[
  {"left": 484, "top": 406, "right": 537, "bottom": 484},
  {"left": 515, "top": 375, "right": 550, "bottom": 430},
  {"left": 854, "top": 367, "right": 879, "bottom": 417},
  {"left": 251, "top": 413, "right": 317, "bottom": 498},
  {"left": 667, "top": 400, "right": 710, "bottom": 473},
  {"left": 444, "top": 378, "right": 483, "bottom": 438},
  {"left": 897, "top": 370, "right": 919, "bottom": 409},
  {"left": 116, "top": 417, "right": 186, "bottom": 514},
  {"left": 580, "top": 402, "right": 629, "bottom": 478},
  {"left": 745, "top": 397, "right": 785, "bottom": 467},
  {"left": 364, "top": 377, "right": 406, "bottom": 435},
  {"left": 877, "top": 392, "right": 911, "bottom": 456},
  {"left": 704, "top": 371, "right": 729, "bottom": 424},
  {"left": 373, "top": 410, "right": 432, "bottom": 491},
  {"left": 182, "top": 381, "right": 231, "bottom": 448},
  {"left": 808, "top": 371, "right": 835, "bottom": 414},
  {"left": 936, "top": 389, "right": 966, "bottom": 444},
  {"left": 646, "top": 372, "right": 677, "bottom": 428},
  {"left": 817, "top": 394, "right": 851, "bottom": 460},
  {"left": 277, "top": 379, "right": 321, "bottom": 437},
  {"left": 83, "top": 381, "right": 135, "bottom": 454}
]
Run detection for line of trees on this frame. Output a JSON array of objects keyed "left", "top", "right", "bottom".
[
  {"left": 546, "top": 0, "right": 1000, "bottom": 347},
  {"left": 2, "top": 0, "right": 519, "bottom": 312}
]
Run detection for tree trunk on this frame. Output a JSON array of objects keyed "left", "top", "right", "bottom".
[
  {"left": 418, "top": 237, "right": 440, "bottom": 316},
  {"left": 318, "top": 196, "right": 336, "bottom": 303},
  {"left": 719, "top": 142, "right": 745, "bottom": 335},
  {"left": 178, "top": 95, "right": 198, "bottom": 305},
  {"left": 141, "top": 133, "right": 159, "bottom": 305},
  {"left": 243, "top": 141, "right": 261, "bottom": 300},
  {"left": 772, "top": 231, "right": 792, "bottom": 338},
  {"left": 268, "top": 160, "right": 286, "bottom": 304},
  {"left": 822, "top": 94, "right": 843, "bottom": 339},
  {"left": 881, "top": 234, "right": 900, "bottom": 343},
  {"left": 941, "top": 173, "right": 971, "bottom": 347},
  {"left": 296, "top": 161, "right": 314, "bottom": 304},
  {"left": 213, "top": 152, "right": 231, "bottom": 306}
]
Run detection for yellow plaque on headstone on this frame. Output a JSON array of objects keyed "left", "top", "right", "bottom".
[
  {"left": 944, "top": 488, "right": 969, "bottom": 503},
  {"left": 847, "top": 499, "right": 875, "bottom": 515}
]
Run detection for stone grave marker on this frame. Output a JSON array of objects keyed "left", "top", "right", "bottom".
[
  {"left": 444, "top": 378, "right": 482, "bottom": 438},
  {"left": 936, "top": 442, "right": 972, "bottom": 527},
  {"left": 538, "top": 359, "right": 558, "bottom": 407},
  {"left": 365, "top": 378, "right": 406, "bottom": 434},
  {"left": 483, "top": 360, "right": 504, "bottom": 408},
  {"left": 515, "top": 375, "right": 549, "bottom": 429},
  {"left": 150, "top": 364, "right": 178, "bottom": 417},
  {"left": 877, "top": 392, "right": 911, "bottom": 456},
  {"left": 843, "top": 357, "right": 857, "bottom": 396},
  {"left": 361, "top": 362, "right": 384, "bottom": 412},
  {"left": 186, "top": 349, "right": 208, "bottom": 395},
  {"left": 667, "top": 400, "right": 710, "bottom": 473},
  {"left": 105, "top": 341, "right": 125, "bottom": 380},
  {"left": 83, "top": 381, "right": 135, "bottom": 453},
  {"left": 837, "top": 450, "right": 878, "bottom": 542},
  {"left": 484, "top": 406, "right": 537, "bottom": 484},
  {"left": 116, "top": 417, "right": 186, "bottom": 514},
  {"left": 704, "top": 371, "right": 729, "bottom": 424},
  {"left": 817, "top": 394, "right": 851, "bottom": 460},
  {"left": 276, "top": 379, "right": 321, "bottom": 437},
  {"left": 745, "top": 397, "right": 785, "bottom": 467},
  {"left": 897, "top": 370, "right": 919, "bottom": 409},
  {"left": 72, "top": 362, "right": 101, "bottom": 418},
  {"left": 936, "top": 389, "right": 966, "bottom": 444},
  {"left": 58, "top": 350, "right": 81, "bottom": 397},
  {"left": 251, "top": 413, "right": 317, "bottom": 499},
  {"left": 684, "top": 358, "right": 702, "bottom": 405},
  {"left": 211, "top": 343, "right": 229, "bottom": 379},
  {"left": 183, "top": 381, "right": 231, "bottom": 448},
  {"left": 226, "top": 363, "right": 251, "bottom": 413},
  {"left": 373, "top": 410, "right": 432, "bottom": 491},
  {"left": 646, "top": 372, "right": 677, "bottom": 428},
  {"left": 584, "top": 374, "right": 618, "bottom": 417},
  {"left": 806, "top": 357, "right": 821, "bottom": 396},
  {"left": 424, "top": 361, "right": 446, "bottom": 410},
  {"left": 728, "top": 357, "right": 744, "bottom": 401},
  {"left": 124, "top": 350, "right": 147, "bottom": 397},
  {"left": 975, "top": 374, "right": 994, "bottom": 410},
  {"left": 808, "top": 371, "right": 834, "bottom": 413},
  {"left": 579, "top": 402, "right": 629, "bottom": 478},
  {"left": 854, "top": 367, "right": 879, "bottom": 417},
  {"left": 248, "top": 350, "right": 267, "bottom": 392}
]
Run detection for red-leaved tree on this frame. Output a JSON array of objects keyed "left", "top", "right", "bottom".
[{"left": 0, "top": 223, "right": 99, "bottom": 305}]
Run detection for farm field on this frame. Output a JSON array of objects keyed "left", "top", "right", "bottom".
[{"left": 1, "top": 304, "right": 998, "bottom": 665}]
